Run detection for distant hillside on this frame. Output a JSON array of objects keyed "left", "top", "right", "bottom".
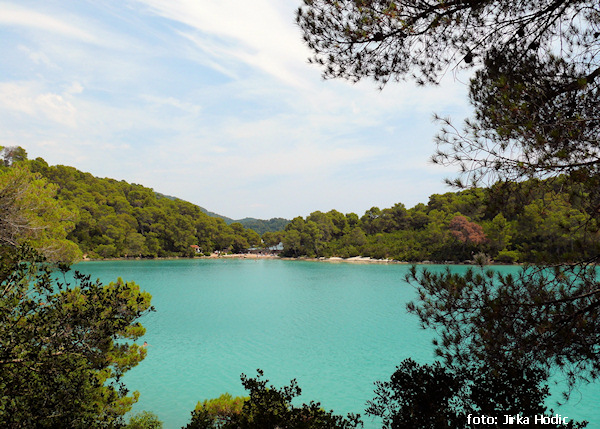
[
  {"left": 198, "top": 207, "right": 233, "bottom": 223},
  {"left": 196, "top": 210, "right": 289, "bottom": 234},
  {"left": 233, "top": 217, "right": 289, "bottom": 235},
  {"left": 156, "top": 193, "right": 289, "bottom": 233}
]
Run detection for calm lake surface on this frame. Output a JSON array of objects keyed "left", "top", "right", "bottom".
[{"left": 72, "top": 259, "right": 600, "bottom": 429}]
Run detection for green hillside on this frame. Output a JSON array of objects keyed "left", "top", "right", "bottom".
[{"left": 26, "top": 157, "right": 264, "bottom": 258}]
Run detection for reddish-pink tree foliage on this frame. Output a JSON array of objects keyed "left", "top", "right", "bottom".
[{"left": 449, "top": 216, "right": 487, "bottom": 245}]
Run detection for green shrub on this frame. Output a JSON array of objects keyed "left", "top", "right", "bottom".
[
  {"left": 186, "top": 393, "right": 246, "bottom": 429},
  {"left": 495, "top": 249, "right": 520, "bottom": 264},
  {"left": 184, "top": 371, "right": 362, "bottom": 429},
  {"left": 126, "top": 411, "right": 163, "bottom": 429}
]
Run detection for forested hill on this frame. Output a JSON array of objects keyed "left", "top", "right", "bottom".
[{"left": 26, "top": 157, "right": 277, "bottom": 258}]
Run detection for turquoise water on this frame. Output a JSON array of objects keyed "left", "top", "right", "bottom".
[{"left": 72, "top": 259, "right": 600, "bottom": 429}]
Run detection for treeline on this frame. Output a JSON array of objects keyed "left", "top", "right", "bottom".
[
  {"left": 16, "top": 151, "right": 600, "bottom": 263},
  {"left": 278, "top": 178, "right": 600, "bottom": 263},
  {"left": 26, "top": 157, "right": 263, "bottom": 258}
]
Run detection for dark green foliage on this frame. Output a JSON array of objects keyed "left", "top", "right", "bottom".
[
  {"left": 366, "top": 251, "right": 598, "bottom": 429},
  {"left": 187, "top": 393, "right": 246, "bottom": 429},
  {"left": 234, "top": 218, "right": 290, "bottom": 235},
  {"left": 367, "top": 359, "right": 587, "bottom": 429},
  {"left": 125, "top": 411, "right": 163, "bottom": 429},
  {"left": 279, "top": 182, "right": 599, "bottom": 262},
  {"left": 185, "top": 370, "right": 362, "bottom": 429},
  {"left": 162, "top": 200, "right": 289, "bottom": 235},
  {"left": 364, "top": 262, "right": 600, "bottom": 428},
  {"left": 300, "top": 2, "right": 600, "bottom": 426},
  {"left": 261, "top": 231, "right": 284, "bottom": 249},
  {"left": 296, "top": 0, "right": 600, "bottom": 142},
  {"left": 406, "top": 265, "right": 600, "bottom": 393},
  {"left": 0, "top": 159, "right": 80, "bottom": 263},
  {"left": 0, "top": 148, "right": 155, "bottom": 427},
  {"left": 300, "top": 0, "right": 579, "bottom": 85},
  {"left": 0, "top": 245, "right": 153, "bottom": 428},
  {"left": 367, "top": 359, "right": 465, "bottom": 429},
  {"left": 26, "top": 159, "right": 260, "bottom": 258}
]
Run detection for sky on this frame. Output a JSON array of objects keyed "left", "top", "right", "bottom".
[{"left": 0, "top": 0, "right": 473, "bottom": 220}]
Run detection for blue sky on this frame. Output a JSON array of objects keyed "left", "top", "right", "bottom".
[{"left": 0, "top": 0, "right": 472, "bottom": 220}]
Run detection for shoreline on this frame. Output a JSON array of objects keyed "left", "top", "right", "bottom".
[{"left": 81, "top": 253, "right": 518, "bottom": 265}]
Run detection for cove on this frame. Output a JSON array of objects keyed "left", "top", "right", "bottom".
[{"left": 72, "top": 259, "right": 600, "bottom": 428}]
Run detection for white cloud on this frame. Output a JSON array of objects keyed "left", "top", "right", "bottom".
[
  {"left": 141, "top": 94, "right": 202, "bottom": 115},
  {"left": 36, "top": 93, "right": 77, "bottom": 127},
  {"left": 0, "top": 2, "right": 98, "bottom": 43},
  {"left": 174, "top": 31, "right": 241, "bottom": 80},
  {"left": 134, "top": 0, "right": 314, "bottom": 87},
  {"left": 0, "top": 82, "right": 37, "bottom": 115},
  {"left": 0, "top": 82, "right": 79, "bottom": 127},
  {"left": 66, "top": 82, "right": 84, "bottom": 95},
  {"left": 18, "top": 45, "right": 60, "bottom": 69}
]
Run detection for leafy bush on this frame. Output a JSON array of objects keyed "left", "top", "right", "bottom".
[
  {"left": 0, "top": 245, "right": 153, "bottom": 428},
  {"left": 126, "top": 411, "right": 163, "bottom": 429},
  {"left": 495, "top": 249, "right": 520, "bottom": 264},
  {"left": 184, "top": 370, "right": 362, "bottom": 429}
]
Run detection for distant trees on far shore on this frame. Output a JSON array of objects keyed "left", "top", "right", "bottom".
[{"left": 279, "top": 178, "right": 599, "bottom": 264}]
